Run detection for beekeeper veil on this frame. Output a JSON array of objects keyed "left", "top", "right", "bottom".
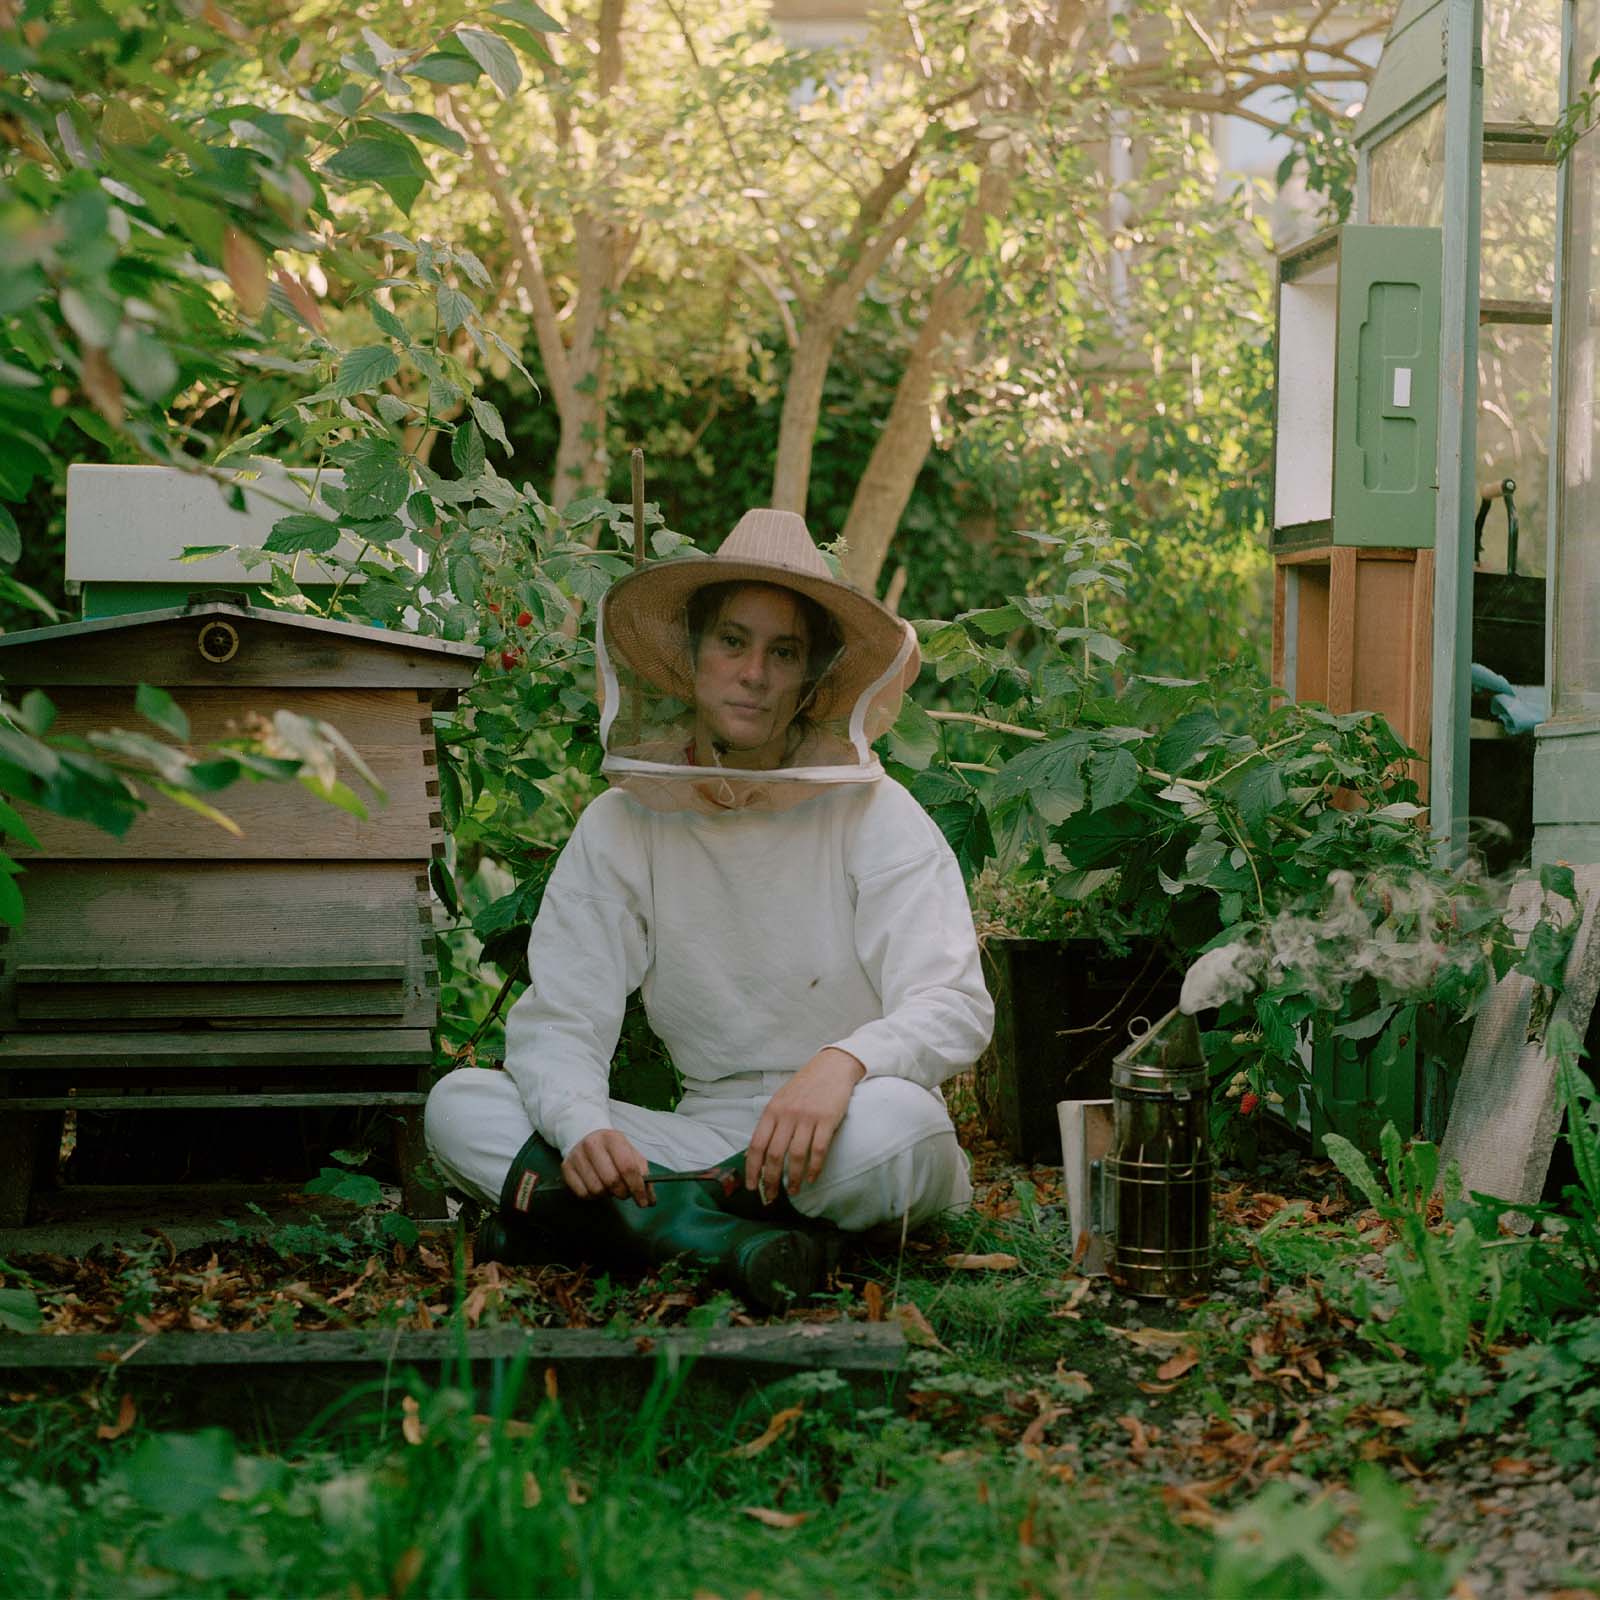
[{"left": 596, "top": 509, "right": 920, "bottom": 815}]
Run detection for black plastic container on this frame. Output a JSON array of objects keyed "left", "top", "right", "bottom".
[{"left": 976, "top": 937, "right": 1182, "bottom": 1163}]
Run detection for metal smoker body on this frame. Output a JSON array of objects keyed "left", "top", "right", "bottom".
[{"left": 1101, "top": 1008, "right": 1212, "bottom": 1299}]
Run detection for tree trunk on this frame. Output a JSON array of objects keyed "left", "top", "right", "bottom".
[
  {"left": 836, "top": 281, "right": 971, "bottom": 593},
  {"left": 771, "top": 325, "right": 839, "bottom": 514},
  {"left": 837, "top": 166, "right": 1009, "bottom": 593}
]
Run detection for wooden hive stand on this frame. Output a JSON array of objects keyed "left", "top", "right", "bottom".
[{"left": 0, "top": 601, "right": 480, "bottom": 1225}]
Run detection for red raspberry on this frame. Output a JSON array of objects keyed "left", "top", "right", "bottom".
[
  {"left": 516, "top": 610, "right": 533, "bottom": 628},
  {"left": 501, "top": 648, "right": 522, "bottom": 669},
  {"left": 1239, "top": 1091, "right": 1260, "bottom": 1116},
  {"left": 487, "top": 601, "right": 501, "bottom": 615}
]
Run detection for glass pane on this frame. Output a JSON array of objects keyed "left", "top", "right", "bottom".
[
  {"left": 1481, "top": 163, "right": 1558, "bottom": 303},
  {"left": 1483, "top": 0, "right": 1562, "bottom": 127},
  {"left": 1476, "top": 323, "right": 1551, "bottom": 579},
  {"left": 1369, "top": 100, "right": 1445, "bottom": 227},
  {"left": 1556, "top": 85, "right": 1600, "bottom": 710}
]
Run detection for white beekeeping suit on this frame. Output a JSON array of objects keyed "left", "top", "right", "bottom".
[{"left": 426, "top": 509, "right": 994, "bottom": 1239}]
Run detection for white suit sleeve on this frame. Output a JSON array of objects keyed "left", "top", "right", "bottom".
[
  {"left": 826, "top": 840, "right": 994, "bottom": 1089},
  {"left": 501, "top": 801, "right": 651, "bottom": 1156}
]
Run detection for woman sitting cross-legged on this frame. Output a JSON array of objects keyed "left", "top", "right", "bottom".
[{"left": 424, "top": 508, "right": 995, "bottom": 1310}]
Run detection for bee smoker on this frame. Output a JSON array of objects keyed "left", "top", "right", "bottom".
[{"left": 1098, "top": 1007, "right": 1213, "bottom": 1299}]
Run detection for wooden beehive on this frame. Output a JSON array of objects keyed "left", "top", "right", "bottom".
[{"left": 0, "top": 600, "right": 480, "bottom": 1224}]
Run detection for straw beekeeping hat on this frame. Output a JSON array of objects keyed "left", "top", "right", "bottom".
[{"left": 599, "top": 508, "right": 916, "bottom": 724}]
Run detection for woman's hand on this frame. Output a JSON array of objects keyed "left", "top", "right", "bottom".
[
  {"left": 746, "top": 1048, "right": 866, "bottom": 1202},
  {"left": 563, "top": 1129, "right": 654, "bottom": 1206}
]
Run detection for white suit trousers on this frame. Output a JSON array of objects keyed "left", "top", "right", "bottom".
[{"left": 424, "top": 1067, "right": 973, "bottom": 1233}]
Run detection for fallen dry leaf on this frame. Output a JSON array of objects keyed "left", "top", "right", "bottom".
[
  {"left": 1117, "top": 1413, "right": 1154, "bottom": 1460},
  {"left": 470, "top": 1414, "right": 536, "bottom": 1439},
  {"left": 1137, "top": 1380, "right": 1181, "bottom": 1395},
  {"left": 1156, "top": 1347, "right": 1200, "bottom": 1382},
  {"left": 944, "top": 1252, "right": 1021, "bottom": 1271},
  {"left": 739, "top": 1506, "right": 810, "bottom": 1529},
  {"left": 1491, "top": 1457, "right": 1534, "bottom": 1477},
  {"left": 726, "top": 1406, "right": 804, "bottom": 1460},
  {"left": 522, "top": 1470, "right": 542, "bottom": 1509},
  {"left": 863, "top": 1282, "right": 885, "bottom": 1322},
  {"left": 1372, "top": 1408, "right": 1413, "bottom": 1429},
  {"left": 96, "top": 1393, "right": 136, "bottom": 1441},
  {"left": 391, "top": 1546, "right": 424, "bottom": 1597},
  {"left": 401, "top": 1395, "right": 425, "bottom": 1446},
  {"left": 545, "top": 1366, "right": 559, "bottom": 1402},
  {"left": 562, "top": 1469, "right": 589, "bottom": 1505},
  {"left": 893, "top": 1302, "right": 948, "bottom": 1351},
  {"left": 1048, "top": 1277, "right": 1093, "bottom": 1320},
  {"left": 222, "top": 226, "right": 269, "bottom": 316},
  {"left": 1109, "top": 1326, "right": 1190, "bottom": 1354},
  {"left": 1019, "top": 1406, "right": 1069, "bottom": 1451},
  {"left": 460, "top": 1284, "right": 493, "bottom": 1327}
]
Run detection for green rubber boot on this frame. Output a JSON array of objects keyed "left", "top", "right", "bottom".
[
  {"left": 474, "top": 1133, "right": 587, "bottom": 1267},
  {"left": 596, "top": 1163, "right": 834, "bottom": 1314}
]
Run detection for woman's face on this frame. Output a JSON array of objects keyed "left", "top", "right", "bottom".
[{"left": 692, "top": 584, "right": 812, "bottom": 768}]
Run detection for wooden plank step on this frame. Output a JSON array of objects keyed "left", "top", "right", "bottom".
[
  {"left": 0, "top": 1028, "right": 435, "bottom": 1069},
  {"left": 6, "top": 1092, "right": 426, "bottom": 1110},
  {"left": 0, "top": 1324, "right": 908, "bottom": 1430}
]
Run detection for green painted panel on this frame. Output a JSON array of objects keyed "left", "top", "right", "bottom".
[
  {"left": 1333, "top": 224, "right": 1443, "bottom": 548},
  {"left": 1355, "top": 0, "right": 1447, "bottom": 146},
  {"left": 1533, "top": 725, "right": 1600, "bottom": 856}
]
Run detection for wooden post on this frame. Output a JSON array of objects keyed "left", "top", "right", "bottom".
[{"left": 631, "top": 448, "right": 646, "bottom": 570}]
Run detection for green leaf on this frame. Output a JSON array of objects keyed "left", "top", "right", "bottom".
[
  {"left": 1086, "top": 746, "right": 1138, "bottom": 812},
  {"left": 264, "top": 514, "right": 340, "bottom": 555},
  {"left": 456, "top": 27, "right": 522, "bottom": 97},
  {"left": 1227, "top": 760, "right": 1287, "bottom": 828},
  {"left": 469, "top": 397, "right": 511, "bottom": 453},
  {"left": 16, "top": 690, "right": 54, "bottom": 737},
  {"left": 0, "top": 1288, "right": 41, "bottom": 1333},
  {"left": 1332, "top": 1002, "right": 1398, "bottom": 1041},
  {"left": 491, "top": 0, "right": 564, "bottom": 31},
  {"left": 927, "top": 798, "right": 993, "bottom": 881},
  {"left": 178, "top": 546, "right": 233, "bottom": 565},
  {"left": 1519, "top": 914, "right": 1578, "bottom": 991},
  {"left": 1321, "top": 1134, "right": 1387, "bottom": 1208},
  {"left": 110, "top": 326, "right": 179, "bottom": 401},
  {"left": 124, "top": 1432, "right": 237, "bottom": 1516},
  {"left": 369, "top": 301, "right": 410, "bottom": 343},
  {"left": 909, "top": 769, "right": 971, "bottom": 808},
  {"left": 332, "top": 346, "right": 401, "bottom": 397},
  {"left": 0, "top": 868, "right": 23, "bottom": 928},
  {"left": 0, "top": 504, "right": 19, "bottom": 565},
  {"left": 147, "top": 782, "right": 243, "bottom": 837},
  {"left": 451, "top": 419, "right": 486, "bottom": 480},
  {"left": 1540, "top": 863, "right": 1580, "bottom": 906},
  {"left": 136, "top": 684, "right": 190, "bottom": 742},
  {"left": 956, "top": 602, "right": 1025, "bottom": 637},
  {"left": 437, "top": 285, "right": 475, "bottom": 334},
  {"left": 0, "top": 726, "right": 59, "bottom": 782},
  {"left": 366, "top": 110, "right": 466, "bottom": 154},
  {"left": 992, "top": 736, "right": 1087, "bottom": 825},
  {"left": 0, "top": 795, "right": 41, "bottom": 850},
  {"left": 1155, "top": 710, "right": 1223, "bottom": 775},
  {"left": 299, "top": 774, "right": 371, "bottom": 820},
  {"left": 304, "top": 1165, "right": 383, "bottom": 1205},
  {"left": 322, "top": 135, "right": 427, "bottom": 212},
  {"left": 1058, "top": 803, "right": 1147, "bottom": 869},
  {"left": 409, "top": 52, "right": 481, "bottom": 84},
  {"left": 888, "top": 697, "right": 939, "bottom": 770}
]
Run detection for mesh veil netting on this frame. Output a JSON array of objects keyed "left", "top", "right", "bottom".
[{"left": 595, "top": 586, "right": 920, "bottom": 816}]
